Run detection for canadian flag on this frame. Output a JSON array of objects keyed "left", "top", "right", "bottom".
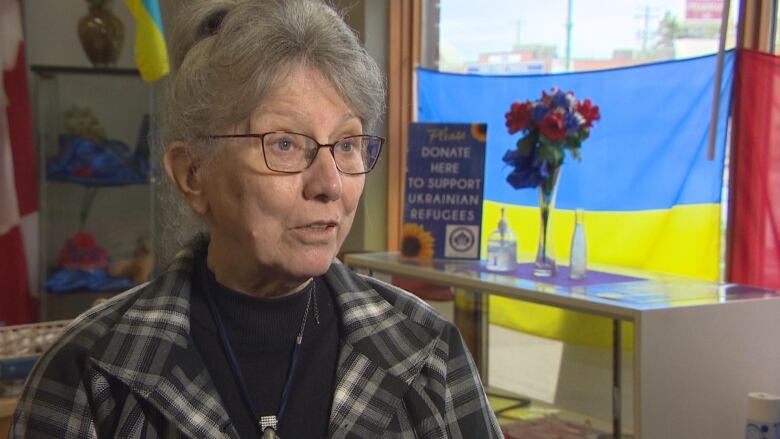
[{"left": 1, "top": 0, "right": 38, "bottom": 325}]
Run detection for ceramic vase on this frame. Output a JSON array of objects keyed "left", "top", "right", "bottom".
[{"left": 77, "top": 2, "right": 124, "bottom": 67}]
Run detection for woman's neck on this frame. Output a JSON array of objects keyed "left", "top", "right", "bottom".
[{"left": 205, "top": 242, "right": 310, "bottom": 298}]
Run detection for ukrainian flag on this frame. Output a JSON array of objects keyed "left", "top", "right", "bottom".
[
  {"left": 125, "top": 0, "right": 169, "bottom": 82},
  {"left": 417, "top": 52, "right": 734, "bottom": 347}
]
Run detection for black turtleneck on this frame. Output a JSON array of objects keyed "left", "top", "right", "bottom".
[{"left": 189, "top": 247, "right": 339, "bottom": 439}]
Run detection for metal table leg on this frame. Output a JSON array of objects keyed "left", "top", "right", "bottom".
[
  {"left": 454, "top": 289, "right": 490, "bottom": 383},
  {"left": 613, "top": 319, "right": 622, "bottom": 439},
  {"left": 476, "top": 290, "right": 490, "bottom": 384}
]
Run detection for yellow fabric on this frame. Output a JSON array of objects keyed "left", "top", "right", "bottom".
[
  {"left": 482, "top": 201, "right": 721, "bottom": 348},
  {"left": 124, "top": 0, "right": 170, "bottom": 82}
]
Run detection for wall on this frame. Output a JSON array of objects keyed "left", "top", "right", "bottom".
[
  {"left": 334, "top": 0, "right": 390, "bottom": 255},
  {"left": 23, "top": 0, "right": 136, "bottom": 68}
]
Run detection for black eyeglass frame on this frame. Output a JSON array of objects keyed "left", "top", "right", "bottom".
[{"left": 204, "top": 131, "right": 385, "bottom": 175}]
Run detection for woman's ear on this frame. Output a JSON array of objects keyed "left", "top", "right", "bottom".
[{"left": 163, "top": 142, "right": 209, "bottom": 215}]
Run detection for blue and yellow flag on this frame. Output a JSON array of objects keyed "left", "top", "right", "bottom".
[
  {"left": 418, "top": 52, "right": 734, "bottom": 346},
  {"left": 124, "top": 0, "right": 169, "bottom": 82}
]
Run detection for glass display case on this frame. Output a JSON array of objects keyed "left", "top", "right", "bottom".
[{"left": 30, "top": 65, "right": 157, "bottom": 321}]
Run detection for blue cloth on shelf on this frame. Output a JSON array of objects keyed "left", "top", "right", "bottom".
[
  {"left": 47, "top": 135, "right": 149, "bottom": 186},
  {"left": 45, "top": 268, "right": 133, "bottom": 295}
]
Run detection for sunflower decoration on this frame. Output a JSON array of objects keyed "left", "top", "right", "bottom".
[
  {"left": 470, "top": 123, "right": 487, "bottom": 142},
  {"left": 400, "top": 223, "right": 435, "bottom": 259}
]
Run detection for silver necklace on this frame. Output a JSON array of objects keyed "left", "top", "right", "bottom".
[{"left": 203, "top": 279, "right": 319, "bottom": 438}]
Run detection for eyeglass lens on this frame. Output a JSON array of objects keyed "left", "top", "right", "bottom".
[{"left": 262, "top": 132, "right": 382, "bottom": 174}]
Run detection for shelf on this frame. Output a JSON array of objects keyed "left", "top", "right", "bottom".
[
  {"left": 31, "top": 64, "right": 156, "bottom": 321},
  {"left": 30, "top": 64, "right": 140, "bottom": 77},
  {"left": 45, "top": 177, "right": 150, "bottom": 187}
]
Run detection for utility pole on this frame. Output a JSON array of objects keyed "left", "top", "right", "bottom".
[
  {"left": 635, "top": 4, "right": 659, "bottom": 55},
  {"left": 565, "top": 0, "right": 573, "bottom": 71},
  {"left": 642, "top": 4, "right": 651, "bottom": 52}
]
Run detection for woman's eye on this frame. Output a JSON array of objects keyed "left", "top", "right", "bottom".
[
  {"left": 274, "top": 139, "right": 294, "bottom": 151},
  {"left": 338, "top": 140, "right": 355, "bottom": 152}
]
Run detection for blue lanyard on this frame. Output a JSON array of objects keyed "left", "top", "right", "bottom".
[{"left": 202, "top": 276, "right": 314, "bottom": 438}]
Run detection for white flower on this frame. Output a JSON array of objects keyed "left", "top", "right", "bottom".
[{"left": 565, "top": 93, "right": 577, "bottom": 110}]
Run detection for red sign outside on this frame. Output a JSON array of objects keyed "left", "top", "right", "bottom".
[{"left": 686, "top": 0, "right": 723, "bottom": 20}]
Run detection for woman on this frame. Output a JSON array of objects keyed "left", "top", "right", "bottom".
[{"left": 12, "top": 1, "right": 501, "bottom": 438}]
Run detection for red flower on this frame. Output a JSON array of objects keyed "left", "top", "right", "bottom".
[
  {"left": 58, "top": 232, "right": 109, "bottom": 270},
  {"left": 541, "top": 89, "right": 556, "bottom": 107},
  {"left": 505, "top": 101, "right": 533, "bottom": 134},
  {"left": 71, "top": 231, "right": 97, "bottom": 250},
  {"left": 540, "top": 113, "right": 567, "bottom": 141},
  {"left": 74, "top": 166, "right": 93, "bottom": 177},
  {"left": 577, "top": 99, "right": 601, "bottom": 128}
]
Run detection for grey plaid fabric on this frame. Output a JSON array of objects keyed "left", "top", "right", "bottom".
[{"left": 11, "top": 246, "right": 502, "bottom": 438}]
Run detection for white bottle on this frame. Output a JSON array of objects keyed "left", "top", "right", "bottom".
[
  {"left": 569, "top": 209, "right": 587, "bottom": 279},
  {"left": 486, "top": 208, "right": 517, "bottom": 271}
]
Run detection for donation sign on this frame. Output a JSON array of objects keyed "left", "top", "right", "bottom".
[{"left": 402, "top": 123, "right": 486, "bottom": 260}]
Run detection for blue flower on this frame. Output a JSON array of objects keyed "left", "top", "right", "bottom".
[
  {"left": 530, "top": 104, "right": 548, "bottom": 124},
  {"left": 551, "top": 91, "right": 569, "bottom": 109},
  {"left": 507, "top": 168, "right": 544, "bottom": 189},
  {"left": 503, "top": 146, "right": 550, "bottom": 189},
  {"left": 563, "top": 111, "right": 580, "bottom": 135}
]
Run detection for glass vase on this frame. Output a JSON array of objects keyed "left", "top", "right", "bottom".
[{"left": 533, "top": 166, "right": 561, "bottom": 277}]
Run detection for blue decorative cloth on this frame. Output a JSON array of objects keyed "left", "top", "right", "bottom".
[
  {"left": 47, "top": 135, "right": 149, "bottom": 186},
  {"left": 45, "top": 268, "right": 133, "bottom": 295},
  {"left": 417, "top": 51, "right": 734, "bottom": 210}
]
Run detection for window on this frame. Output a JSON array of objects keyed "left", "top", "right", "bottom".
[
  {"left": 775, "top": 0, "right": 780, "bottom": 53},
  {"left": 425, "top": 0, "right": 739, "bottom": 74}
]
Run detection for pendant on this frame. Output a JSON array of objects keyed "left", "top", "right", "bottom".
[{"left": 259, "top": 415, "right": 279, "bottom": 438}]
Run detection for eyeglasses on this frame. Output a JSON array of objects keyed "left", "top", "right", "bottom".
[{"left": 205, "top": 131, "right": 384, "bottom": 175}]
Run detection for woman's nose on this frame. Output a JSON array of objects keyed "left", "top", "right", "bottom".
[{"left": 302, "top": 146, "right": 343, "bottom": 201}]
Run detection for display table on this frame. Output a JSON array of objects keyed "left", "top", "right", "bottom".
[{"left": 344, "top": 252, "right": 780, "bottom": 439}]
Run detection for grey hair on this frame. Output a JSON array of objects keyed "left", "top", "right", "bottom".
[{"left": 157, "top": 0, "right": 386, "bottom": 263}]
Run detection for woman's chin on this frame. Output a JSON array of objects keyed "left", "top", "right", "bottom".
[{"left": 281, "top": 252, "right": 335, "bottom": 279}]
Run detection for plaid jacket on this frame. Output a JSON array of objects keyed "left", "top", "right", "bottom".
[{"left": 11, "top": 247, "right": 502, "bottom": 438}]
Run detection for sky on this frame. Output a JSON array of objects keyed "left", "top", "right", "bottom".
[{"left": 438, "top": 0, "right": 726, "bottom": 62}]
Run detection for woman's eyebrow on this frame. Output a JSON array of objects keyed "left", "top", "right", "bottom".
[{"left": 257, "top": 108, "right": 360, "bottom": 128}]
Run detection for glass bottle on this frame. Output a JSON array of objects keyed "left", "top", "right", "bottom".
[
  {"left": 569, "top": 209, "right": 587, "bottom": 279},
  {"left": 486, "top": 208, "right": 517, "bottom": 271}
]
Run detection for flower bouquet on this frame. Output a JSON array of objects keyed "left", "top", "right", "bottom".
[{"left": 503, "top": 88, "right": 600, "bottom": 276}]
